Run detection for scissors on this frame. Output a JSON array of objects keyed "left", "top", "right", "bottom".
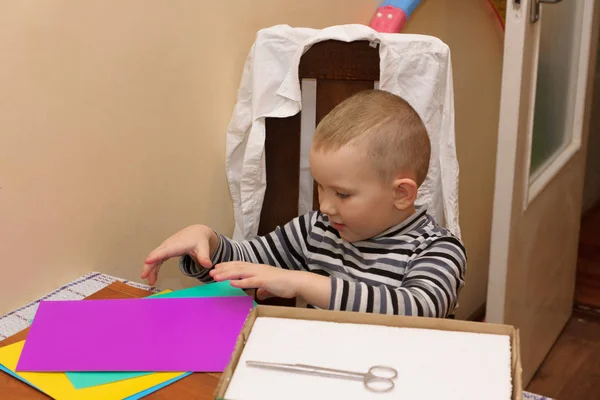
[{"left": 246, "top": 360, "right": 398, "bottom": 393}]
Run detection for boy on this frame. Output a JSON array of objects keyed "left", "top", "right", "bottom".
[{"left": 141, "top": 90, "right": 466, "bottom": 318}]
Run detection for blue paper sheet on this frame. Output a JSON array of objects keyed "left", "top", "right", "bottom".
[{"left": 0, "top": 363, "right": 43, "bottom": 391}]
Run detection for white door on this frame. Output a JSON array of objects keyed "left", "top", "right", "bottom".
[{"left": 487, "top": 0, "right": 600, "bottom": 385}]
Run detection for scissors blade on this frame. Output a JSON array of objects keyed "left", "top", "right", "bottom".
[
  {"left": 246, "top": 360, "right": 308, "bottom": 372},
  {"left": 246, "top": 360, "right": 363, "bottom": 380}
]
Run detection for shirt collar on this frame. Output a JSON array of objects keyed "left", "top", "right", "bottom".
[{"left": 370, "top": 206, "right": 429, "bottom": 240}]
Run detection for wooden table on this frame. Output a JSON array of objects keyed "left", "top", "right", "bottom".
[{"left": 0, "top": 281, "right": 220, "bottom": 399}]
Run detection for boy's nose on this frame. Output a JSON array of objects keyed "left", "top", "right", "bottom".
[{"left": 319, "top": 197, "right": 337, "bottom": 216}]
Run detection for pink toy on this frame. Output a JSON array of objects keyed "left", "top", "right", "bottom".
[{"left": 369, "top": 0, "right": 422, "bottom": 33}]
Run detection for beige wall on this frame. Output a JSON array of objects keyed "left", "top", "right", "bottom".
[
  {"left": 0, "top": 0, "right": 379, "bottom": 315},
  {"left": 0, "top": 0, "right": 503, "bottom": 318},
  {"left": 404, "top": 0, "right": 504, "bottom": 319}
]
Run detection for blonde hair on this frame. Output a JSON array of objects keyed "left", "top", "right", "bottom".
[{"left": 312, "top": 90, "right": 430, "bottom": 186}]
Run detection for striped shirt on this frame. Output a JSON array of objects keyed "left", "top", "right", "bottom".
[{"left": 180, "top": 207, "right": 466, "bottom": 318}]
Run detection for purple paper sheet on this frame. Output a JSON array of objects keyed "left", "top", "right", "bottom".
[{"left": 16, "top": 296, "right": 253, "bottom": 372}]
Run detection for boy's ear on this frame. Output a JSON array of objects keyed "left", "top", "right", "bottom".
[{"left": 392, "top": 178, "right": 418, "bottom": 210}]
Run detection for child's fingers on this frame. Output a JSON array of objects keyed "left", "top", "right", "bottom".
[
  {"left": 144, "top": 245, "right": 170, "bottom": 264},
  {"left": 256, "top": 288, "right": 275, "bottom": 300},
  {"left": 210, "top": 263, "right": 254, "bottom": 281},
  {"left": 229, "top": 278, "right": 261, "bottom": 290},
  {"left": 141, "top": 262, "right": 161, "bottom": 285},
  {"left": 211, "top": 271, "right": 253, "bottom": 281},
  {"left": 140, "top": 263, "right": 155, "bottom": 279},
  {"left": 149, "top": 267, "right": 159, "bottom": 286},
  {"left": 145, "top": 239, "right": 189, "bottom": 264}
]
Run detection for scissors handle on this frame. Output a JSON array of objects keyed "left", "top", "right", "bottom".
[{"left": 364, "top": 365, "right": 398, "bottom": 393}]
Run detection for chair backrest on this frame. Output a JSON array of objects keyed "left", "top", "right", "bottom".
[
  {"left": 258, "top": 40, "right": 380, "bottom": 235},
  {"left": 253, "top": 40, "right": 380, "bottom": 308}
]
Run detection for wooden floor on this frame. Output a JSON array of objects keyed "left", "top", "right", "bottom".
[
  {"left": 575, "top": 204, "right": 600, "bottom": 309},
  {"left": 527, "top": 309, "right": 600, "bottom": 399}
]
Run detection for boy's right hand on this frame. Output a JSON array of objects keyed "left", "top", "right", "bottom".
[{"left": 141, "top": 224, "right": 217, "bottom": 286}]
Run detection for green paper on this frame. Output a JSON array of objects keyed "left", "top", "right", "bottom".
[
  {"left": 66, "top": 370, "right": 154, "bottom": 390},
  {"left": 65, "top": 281, "right": 253, "bottom": 389},
  {"left": 154, "top": 281, "right": 250, "bottom": 299}
]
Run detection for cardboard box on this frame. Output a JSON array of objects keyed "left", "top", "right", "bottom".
[{"left": 214, "top": 305, "right": 522, "bottom": 400}]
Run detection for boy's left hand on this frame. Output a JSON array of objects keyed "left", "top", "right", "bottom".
[{"left": 210, "top": 262, "right": 299, "bottom": 300}]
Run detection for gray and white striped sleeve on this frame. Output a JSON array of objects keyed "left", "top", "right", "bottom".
[
  {"left": 179, "top": 213, "right": 315, "bottom": 282},
  {"left": 329, "top": 237, "right": 466, "bottom": 317}
]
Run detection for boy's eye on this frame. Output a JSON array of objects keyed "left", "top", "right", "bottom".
[{"left": 336, "top": 192, "right": 350, "bottom": 199}]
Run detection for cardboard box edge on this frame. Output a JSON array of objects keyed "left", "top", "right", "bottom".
[
  {"left": 214, "top": 307, "right": 258, "bottom": 399},
  {"left": 214, "top": 306, "right": 523, "bottom": 399},
  {"left": 513, "top": 328, "right": 523, "bottom": 400}
]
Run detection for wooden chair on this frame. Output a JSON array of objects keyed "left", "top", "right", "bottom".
[{"left": 255, "top": 40, "right": 380, "bottom": 307}]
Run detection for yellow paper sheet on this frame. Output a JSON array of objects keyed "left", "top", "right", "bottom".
[{"left": 0, "top": 340, "right": 185, "bottom": 400}]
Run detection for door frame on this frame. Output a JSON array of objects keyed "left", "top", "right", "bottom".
[{"left": 487, "top": 0, "right": 600, "bottom": 324}]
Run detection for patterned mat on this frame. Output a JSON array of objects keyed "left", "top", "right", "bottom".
[
  {"left": 0, "top": 272, "right": 552, "bottom": 399},
  {"left": 0, "top": 272, "right": 159, "bottom": 341}
]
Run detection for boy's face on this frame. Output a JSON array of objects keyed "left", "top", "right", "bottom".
[{"left": 309, "top": 145, "right": 407, "bottom": 242}]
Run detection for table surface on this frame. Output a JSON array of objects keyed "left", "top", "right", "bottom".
[
  {"left": 0, "top": 281, "right": 219, "bottom": 400},
  {"left": 0, "top": 274, "right": 553, "bottom": 400}
]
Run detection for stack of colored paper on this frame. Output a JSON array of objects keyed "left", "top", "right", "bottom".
[{"left": 0, "top": 282, "right": 255, "bottom": 399}]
